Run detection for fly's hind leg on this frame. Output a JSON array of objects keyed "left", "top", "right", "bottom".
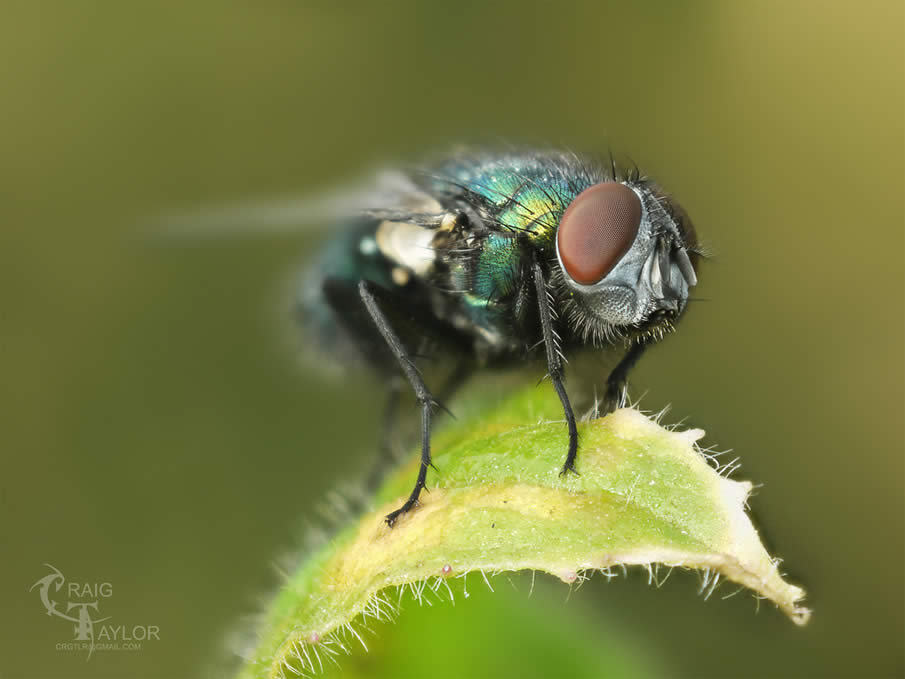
[
  {"left": 358, "top": 280, "right": 437, "bottom": 527},
  {"left": 361, "top": 379, "right": 403, "bottom": 498}
]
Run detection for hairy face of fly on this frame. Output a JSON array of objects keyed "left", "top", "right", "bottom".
[{"left": 554, "top": 181, "right": 698, "bottom": 346}]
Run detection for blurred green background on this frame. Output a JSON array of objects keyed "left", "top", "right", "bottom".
[{"left": 2, "top": 1, "right": 902, "bottom": 677}]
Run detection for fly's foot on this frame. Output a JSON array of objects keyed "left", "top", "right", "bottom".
[
  {"left": 384, "top": 498, "right": 419, "bottom": 527},
  {"left": 559, "top": 460, "right": 581, "bottom": 477},
  {"left": 601, "top": 381, "right": 626, "bottom": 417}
]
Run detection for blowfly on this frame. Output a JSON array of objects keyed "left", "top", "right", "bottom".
[{"left": 296, "top": 148, "right": 700, "bottom": 526}]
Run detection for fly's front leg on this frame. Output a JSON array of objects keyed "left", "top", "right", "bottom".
[
  {"left": 532, "top": 263, "right": 579, "bottom": 476},
  {"left": 358, "top": 280, "right": 436, "bottom": 527},
  {"left": 603, "top": 342, "right": 647, "bottom": 415}
]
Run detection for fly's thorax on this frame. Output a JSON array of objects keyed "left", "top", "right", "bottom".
[{"left": 553, "top": 179, "right": 698, "bottom": 346}]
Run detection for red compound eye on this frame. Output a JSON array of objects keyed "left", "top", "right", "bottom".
[{"left": 557, "top": 182, "right": 642, "bottom": 285}]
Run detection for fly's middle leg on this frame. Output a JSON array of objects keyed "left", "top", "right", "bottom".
[{"left": 358, "top": 280, "right": 436, "bottom": 527}]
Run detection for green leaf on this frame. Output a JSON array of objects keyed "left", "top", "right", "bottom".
[
  {"left": 238, "top": 383, "right": 811, "bottom": 679},
  {"left": 319, "top": 578, "right": 666, "bottom": 679}
]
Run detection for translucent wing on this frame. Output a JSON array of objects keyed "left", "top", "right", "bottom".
[{"left": 144, "top": 170, "right": 440, "bottom": 242}]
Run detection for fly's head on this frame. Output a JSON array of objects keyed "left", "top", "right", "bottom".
[{"left": 553, "top": 179, "right": 699, "bottom": 346}]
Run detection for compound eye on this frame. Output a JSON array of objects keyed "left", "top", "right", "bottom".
[{"left": 557, "top": 182, "right": 642, "bottom": 285}]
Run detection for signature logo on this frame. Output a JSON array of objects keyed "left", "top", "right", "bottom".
[{"left": 30, "top": 564, "right": 159, "bottom": 659}]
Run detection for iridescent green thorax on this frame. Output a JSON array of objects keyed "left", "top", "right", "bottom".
[
  {"left": 427, "top": 151, "right": 607, "bottom": 246},
  {"left": 453, "top": 233, "right": 522, "bottom": 331},
  {"left": 473, "top": 234, "right": 521, "bottom": 300},
  {"left": 419, "top": 152, "right": 612, "bottom": 343}
]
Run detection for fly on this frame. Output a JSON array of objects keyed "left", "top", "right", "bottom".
[{"left": 297, "top": 148, "right": 701, "bottom": 526}]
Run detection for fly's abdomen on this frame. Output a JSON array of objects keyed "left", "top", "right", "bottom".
[
  {"left": 296, "top": 216, "right": 457, "bottom": 374},
  {"left": 296, "top": 218, "right": 397, "bottom": 364}
]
